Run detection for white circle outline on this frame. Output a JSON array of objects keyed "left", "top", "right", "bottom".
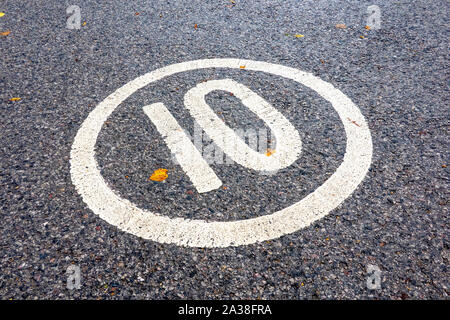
[{"left": 70, "top": 58, "right": 373, "bottom": 248}]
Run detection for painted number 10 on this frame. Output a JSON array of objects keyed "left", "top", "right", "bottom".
[{"left": 143, "top": 79, "right": 302, "bottom": 193}]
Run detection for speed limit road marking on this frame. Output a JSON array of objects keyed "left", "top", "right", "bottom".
[
  {"left": 70, "top": 58, "right": 373, "bottom": 248},
  {"left": 143, "top": 78, "right": 302, "bottom": 193}
]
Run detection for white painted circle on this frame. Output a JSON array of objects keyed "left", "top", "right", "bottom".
[{"left": 70, "top": 58, "right": 373, "bottom": 248}]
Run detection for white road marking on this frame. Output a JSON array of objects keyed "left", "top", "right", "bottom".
[
  {"left": 145, "top": 79, "right": 302, "bottom": 193},
  {"left": 70, "top": 58, "right": 373, "bottom": 248},
  {"left": 143, "top": 103, "right": 222, "bottom": 193},
  {"left": 184, "top": 79, "right": 302, "bottom": 171}
]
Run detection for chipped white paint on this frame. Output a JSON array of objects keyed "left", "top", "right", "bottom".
[
  {"left": 70, "top": 58, "right": 373, "bottom": 248},
  {"left": 143, "top": 103, "right": 222, "bottom": 193}
]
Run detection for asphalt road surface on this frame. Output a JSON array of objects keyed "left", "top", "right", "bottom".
[{"left": 0, "top": 0, "right": 448, "bottom": 299}]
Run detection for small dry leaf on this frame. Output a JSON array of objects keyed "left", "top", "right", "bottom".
[
  {"left": 365, "top": 25, "right": 371, "bottom": 30},
  {"left": 442, "top": 164, "right": 447, "bottom": 168},
  {"left": 335, "top": 24, "right": 347, "bottom": 29},
  {"left": 194, "top": 24, "right": 198, "bottom": 29},
  {"left": 0, "top": 12, "right": 5, "bottom": 17},
  {"left": 360, "top": 35, "right": 365, "bottom": 39},
  {"left": 9, "top": 97, "right": 21, "bottom": 101},
  {"left": 149, "top": 168, "right": 168, "bottom": 182},
  {"left": 82, "top": 21, "right": 87, "bottom": 26},
  {"left": 347, "top": 117, "right": 361, "bottom": 127},
  {"left": 294, "top": 34, "right": 304, "bottom": 38},
  {"left": 265, "top": 149, "right": 275, "bottom": 156},
  {"left": 135, "top": 12, "right": 140, "bottom": 16},
  {"left": 239, "top": 65, "right": 246, "bottom": 69},
  {"left": 1, "top": 30, "right": 11, "bottom": 36}
]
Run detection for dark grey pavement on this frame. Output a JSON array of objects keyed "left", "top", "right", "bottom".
[{"left": 0, "top": 0, "right": 448, "bottom": 299}]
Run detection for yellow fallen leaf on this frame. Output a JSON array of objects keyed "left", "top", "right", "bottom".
[
  {"left": 9, "top": 97, "right": 21, "bottom": 101},
  {"left": 365, "top": 25, "right": 371, "bottom": 30},
  {"left": 360, "top": 35, "right": 365, "bottom": 39},
  {"left": 265, "top": 149, "right": 275, "bottom": 156},
  {"left": 1, "top": 30, "right": 11, "bottom": 36},
  {"left": 294, "top": 34, "right": 304, "bottom": 38},
  {"left": 239, "top": 65, "right": 246, "bottom": 69},
  {"left": 149, "top": 168, "right": 168, "bottom": 182},
  {"left": 0, "top": 12, "right": 5, "bottom": 17},
  {"left": 194, "top": 24, "right": 198, "bottom": 29},
  {"left": 82, "top": 21, "right": 87, "bottom": 26}
]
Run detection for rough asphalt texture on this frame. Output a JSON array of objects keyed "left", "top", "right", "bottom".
[{"left": 0, "top": 0, "right": 448, "bottom": 299}]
